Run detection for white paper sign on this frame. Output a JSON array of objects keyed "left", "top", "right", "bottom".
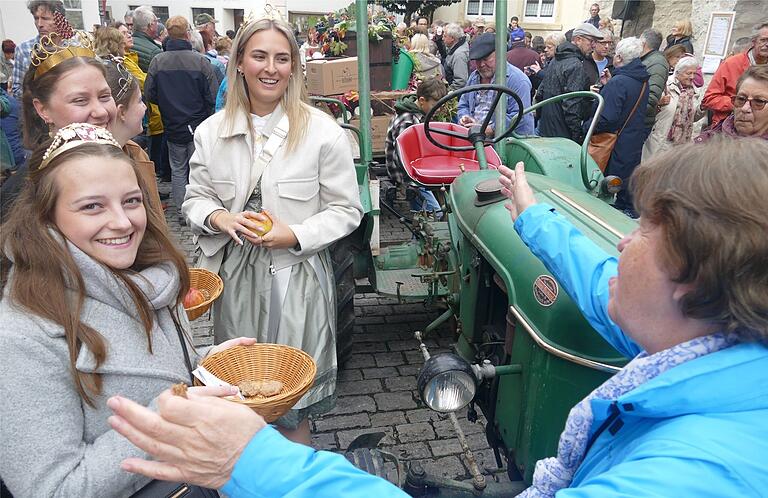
[
  {"left": 702, "top": 55, "right": 722, "bottom": 74},
  {"left": 703, "top": 12, "right": 736, "bottom": 58}
]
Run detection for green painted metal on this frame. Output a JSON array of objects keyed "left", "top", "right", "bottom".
[
  {"left": 474, "top": 141, "right": 489, "bottom": 170},
  {"left": 501, "top": 137, "right": 610, "bottom": 198},
  {"left": 355, "top": 0, "right": 372, "bottom": 165},
  {"left": 495, "top": 364, "right": 523, "bottom": 376},
  {"left": 309, "top": 96, "right": 351, "bottom": 123},
  {"left": 494, "top": 0, "right": 508, "bottom": 158},
  {"left": 519, "top": 91, "right": 605, "bottom": 190}
]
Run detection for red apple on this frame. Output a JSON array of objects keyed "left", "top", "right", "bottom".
[{"left": 184, "top": 287, "right": 205, "bottom": 308}]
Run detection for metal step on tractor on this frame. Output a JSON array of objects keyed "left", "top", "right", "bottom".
[{"left": 318, "top": 2, "right": 637, "bottom": 495}]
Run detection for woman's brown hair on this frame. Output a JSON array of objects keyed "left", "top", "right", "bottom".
[
  {"left": 0, "top": 141, "right": 190, "bottom": 406},
  {"left": 101, "top": 58, "right": 141, "bottom": 108},
  {"left": 631, "top": 137, "right": 768, "bottom": 343},
  {"left": 21, "top": 56, "right": 107, "bottom": 149}
]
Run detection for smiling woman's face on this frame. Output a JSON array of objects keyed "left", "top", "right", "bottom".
[
  {"left": 239, "top": 28, "right": 293, "bottom": 116},
  {"left": 53, "top": 155, "right": 146, "bottom": 270},
  {"left": 33, "top": 65, "right": 116, "bottom": 131}
]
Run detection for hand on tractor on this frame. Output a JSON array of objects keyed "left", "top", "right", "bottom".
[{"left": 499, "top": 161, "right": 537, "bottom": 222}]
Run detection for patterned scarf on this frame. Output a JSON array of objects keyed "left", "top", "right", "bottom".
[
  {"left": 519, "top": 332, "right": 737, "bottom": 498},
  {"left": 666, "top": 81, "right": 697, "bottom": 144}
]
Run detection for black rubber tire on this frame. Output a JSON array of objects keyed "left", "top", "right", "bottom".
[{"left": 330, "top": 235, "right": 357, "bottom": 367}]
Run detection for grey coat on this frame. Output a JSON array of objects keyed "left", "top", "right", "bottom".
[
  {"left": 0, "top": 241, "right": 204, "bottom": 498},
  {"left": 444, "top": 36, "right": 470, "bottom": 91}
]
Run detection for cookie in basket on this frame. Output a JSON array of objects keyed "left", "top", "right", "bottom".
[{"left": 238, "top": 379, "right": 284, "bottom": 398}]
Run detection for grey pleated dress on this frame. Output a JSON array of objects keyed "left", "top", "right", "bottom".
[{"left": 211, "top": 116, "right": 337, "bottom": 429}]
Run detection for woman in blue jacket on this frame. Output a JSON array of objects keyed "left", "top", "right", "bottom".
[{"left": 108, "top": 136, "right": 768, "bottom": 496}]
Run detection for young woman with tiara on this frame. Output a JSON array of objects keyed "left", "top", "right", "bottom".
[
  {"left": 0, "top": 20, "right": 162, "bottom": 222},
  {"left": 0, "top": 123, "right": 253, "bottom": 496}
]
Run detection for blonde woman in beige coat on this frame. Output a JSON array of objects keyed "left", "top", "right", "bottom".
[{"left": 182, "top": 16, "right": 362, "bottom": 446}]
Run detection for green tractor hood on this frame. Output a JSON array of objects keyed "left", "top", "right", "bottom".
[{"left": 450, "top": 169, "right": 634, "bottom": 369}]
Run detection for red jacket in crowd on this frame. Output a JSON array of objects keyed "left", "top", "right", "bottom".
[{"left": 702, "top": 52, "right": 751, "bottom": 127}]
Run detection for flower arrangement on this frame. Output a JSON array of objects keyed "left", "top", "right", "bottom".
[{"left": 309, "top": 3, "right": 393, "bottom": 57}]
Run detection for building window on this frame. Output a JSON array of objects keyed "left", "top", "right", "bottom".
[
  {"left": 63, "top": 0, "right": 84, "bottom": 29},
  {"left": 466, "top": 0, "right": 495, "bottom": 17},
  {"left": 524, "top": 0, "right": 556, "bottom": 19},
  {"left": 129, "top": 5, "right": 170, "bottom": 25}
]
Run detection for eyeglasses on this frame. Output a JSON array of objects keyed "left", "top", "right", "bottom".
[
  {"left": 597, "top": 40, "right": 613, "bottom": 45},
  {"left": 731, "top": 95, "right": 768, "bottom": 110}
]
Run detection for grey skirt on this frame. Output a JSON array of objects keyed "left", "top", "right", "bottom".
[{"left": 211, "top": 239, "right": 337, "bottom": 429}]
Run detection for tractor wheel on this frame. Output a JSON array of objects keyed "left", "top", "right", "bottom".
[{"left": 330, "top": 235, "right": 357, "bottom": 367}]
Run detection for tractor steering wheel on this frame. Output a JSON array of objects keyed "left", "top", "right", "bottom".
[{"left": 423, "top": 84, "right": 525, "bottom": 152}]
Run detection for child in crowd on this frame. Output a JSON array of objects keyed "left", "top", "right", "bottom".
[{"left": 384, "top": 77, "right": 448, "bottom": 218}]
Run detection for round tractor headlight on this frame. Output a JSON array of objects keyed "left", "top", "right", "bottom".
[{"left": 417, "top": 353, "right": 477, "bottom": 413}]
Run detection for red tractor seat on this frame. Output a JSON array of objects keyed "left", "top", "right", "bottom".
[{"left": 396, "top": 123, "right": 502, "bottom": 186}]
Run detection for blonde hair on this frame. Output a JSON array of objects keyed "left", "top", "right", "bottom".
[
  {"left": 674, "top": 20, "right": 693, "bottom": 37},
  {"left": 544, "top": 32, "right": 565, "bottom": 47},
  {"left": 223, "top": 18, "right": 309, "bottom": 153},
  {"left": 410, "top": 33, "right": 430, "bottom": 53},
  {"left": 94, "top": 26, "right": 124, "bottom": 57}
]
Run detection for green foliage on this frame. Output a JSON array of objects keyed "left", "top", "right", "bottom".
[{"left": 374, "top": 0, "right": 462, "bottom": 23}]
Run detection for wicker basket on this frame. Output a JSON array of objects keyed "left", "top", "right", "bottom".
[
  {"left": 185, "top": 268, "right": 224, "bottom": 321},
  {"left": 195, "top": 344, "right": 316, "bottom": 422}
]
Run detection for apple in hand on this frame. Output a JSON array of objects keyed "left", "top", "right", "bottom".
[{"left": 244, "top": 211, "right": 273, "bottom": 235}]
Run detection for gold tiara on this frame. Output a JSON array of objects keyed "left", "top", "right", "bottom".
[
  {"left": 243, "top": 3, "right": 285, "bottom": 28},
  {"left": 31, "top": 31, "right": 96, "bottom": 79},
  {"left": 40, "top": 123, "right": 122, "bottom": 170}
]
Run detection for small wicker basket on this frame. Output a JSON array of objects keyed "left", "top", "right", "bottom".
[
  {"left": 195, "top": 344, "right": 316, "bottom": 422},
  {"left": 185, "top": 268, "right": 224, "bottom": 321}
]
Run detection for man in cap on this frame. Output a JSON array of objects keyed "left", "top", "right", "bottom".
[
  {"left": 537, "top": 22, "right": 603, "bottom": 143},
  {"left": 457, "top": 33, "right": 534, "bottom": 136},
  {"left": 195, "top": 13, "right": 219, "bottom": 39},
  {"left": 506, "top": 30, "right": 539, "bottom": 73}
]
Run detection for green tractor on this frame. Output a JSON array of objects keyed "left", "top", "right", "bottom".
[{"left": 323, "top": 2, "right": 636, "bottom": 495}]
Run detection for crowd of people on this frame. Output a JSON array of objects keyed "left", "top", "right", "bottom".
[
  {"left": 381, "top": 4, "right": 768, "bottom": 218},
  {"left": 0, "top": 1, "right": 767, "bottom": 497}
]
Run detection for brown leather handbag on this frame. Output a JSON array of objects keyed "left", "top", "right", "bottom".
[{"left": 588, "top": 80, "right": 647, "bottom": 173}]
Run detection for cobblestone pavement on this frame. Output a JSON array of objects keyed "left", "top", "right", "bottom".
[{"left": 163, "top": 178, "right": 505, "bottom": 485}]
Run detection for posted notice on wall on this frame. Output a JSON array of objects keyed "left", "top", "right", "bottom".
[{"left": 701, "top": 11, "right": 736, "bottom": 73}]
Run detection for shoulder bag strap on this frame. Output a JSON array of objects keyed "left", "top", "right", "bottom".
[
  {"left": 249, "top": 113, "right": 290, "bottom": 192},
  {"left": 169, "top": 308, "right": 195, "bottom": 385},
  {"left": 617, "top": 80, "right": 647, "bottom": 137}
]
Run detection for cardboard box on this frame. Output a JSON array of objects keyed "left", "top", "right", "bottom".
[
  {"left": 306, "top": 57, "right": 358, "bottom": 96},
  {"left": 350, "top": 114, "right": 393, "bottom": 154}
]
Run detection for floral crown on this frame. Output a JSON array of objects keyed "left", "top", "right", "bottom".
[
  {"left": 30, "top": 31, "right": 96, "bottom": 79},
  {"left": 40, "top": 123, "right": 121, "bottom": 170}
]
